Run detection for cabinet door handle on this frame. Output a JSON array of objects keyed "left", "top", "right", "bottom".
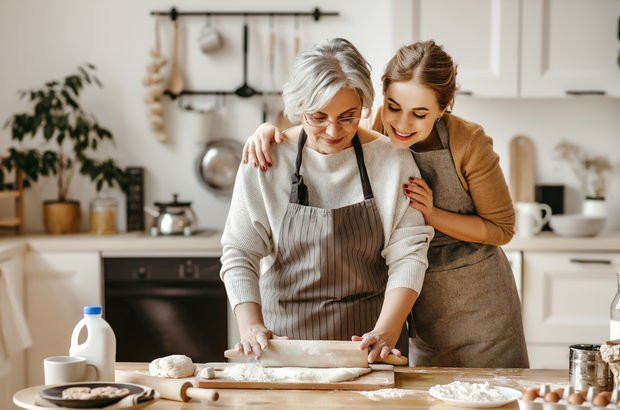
[
  {"left": 457, "top": 90, "right": 473, "bottom": 96},
  {"left": 565, "top": 90, "right": 606, "bottom": 96},
  {"left": 570, "top": 258, "right": 612, "bottom": 265}
]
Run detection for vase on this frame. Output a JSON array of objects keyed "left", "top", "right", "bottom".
[
  {"left": 582, "top": 197, "right": 607, "bottom": 218},
  {"left": 43, "top": 200, "right": 81, "bottom": 234}
]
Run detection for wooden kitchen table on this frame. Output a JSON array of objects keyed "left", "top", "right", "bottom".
[{"left": 116, "top": 363, "right": 567, "bottom": 409}]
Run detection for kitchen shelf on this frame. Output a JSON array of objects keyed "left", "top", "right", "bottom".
[
  {"left": 0, "top": 217, "right": 21, "bottom": 228},
  {"left": 0, "top": 190, "right": 20, "bottom": 200}
]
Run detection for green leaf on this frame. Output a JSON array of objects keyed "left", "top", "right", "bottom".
[
  {"left": 43, "top": 119, "right": 54, "bottom": 140},
  {"left": 61, "top": 89, "right": 79, "bottom": 110}
]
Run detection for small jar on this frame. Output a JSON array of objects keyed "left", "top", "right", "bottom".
[{"left": 89, "top": 197, "right": 118, "bottom": 235}]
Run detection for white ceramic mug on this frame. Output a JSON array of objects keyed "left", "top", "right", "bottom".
[
  {"left": 43, "top": 356, "right": 98, "bottom": 385},
  {"left": 515, "top": 202, "right": 552, "bottom": 238}
]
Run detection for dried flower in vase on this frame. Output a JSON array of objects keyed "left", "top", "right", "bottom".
[{"left": 554, "top": 141, "right": 612, "bottom": 199}]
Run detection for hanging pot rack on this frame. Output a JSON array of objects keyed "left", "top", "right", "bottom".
[
  {"left": 150, "top": 7, "right": 338, "bottom": 21},
  {"left": 150, "top": 7, "right": 340, "bottom": 99}
]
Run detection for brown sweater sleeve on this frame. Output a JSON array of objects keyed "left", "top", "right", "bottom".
[{"left": 455, "top": 121, "right": 515, "bottom": 245}]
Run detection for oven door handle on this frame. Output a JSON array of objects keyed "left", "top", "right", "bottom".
[{"left": 105, "top": 287, "right": 226, "bottom": 297}]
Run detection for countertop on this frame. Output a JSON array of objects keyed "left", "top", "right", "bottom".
[
  {"left": 115, "top": 362, "right": 567, "bottom": 409},
  {"left": 0, "top": 230, "right": 618, "bottom": 255},
  {"left": 503, "top": 231, "right": 620, "bottom": 252}
]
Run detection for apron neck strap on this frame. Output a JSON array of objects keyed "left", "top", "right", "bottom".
[
  {"left": 289, "top": 128, "right": 374, "bottom": 205},
  {"left": 290, "top": 129, "right": 309, "bottom": 205},
  {"left": 352, "top": 133, "right": 374, "bottom": 200},
  {"left": 435, "top": 117, "right": 449, "bottom": 149}
]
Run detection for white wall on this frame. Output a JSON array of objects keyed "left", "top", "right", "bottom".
[{"left": 1, "top": 0, "right": 619, "bottom": 233}]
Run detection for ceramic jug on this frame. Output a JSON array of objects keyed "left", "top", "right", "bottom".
[{"left": 515, "top": 202, "right": 552, "bottom": 238}]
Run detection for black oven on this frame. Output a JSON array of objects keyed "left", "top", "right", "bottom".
[{"left": 103, "top": 257, "right": 228, "bottom": 363}]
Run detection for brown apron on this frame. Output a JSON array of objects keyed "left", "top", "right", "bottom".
[
  {"left": 409, "top": 119, "right": 529, "bottom": 368},
  {"left": 260, "top": 129, "right": 408, "bottom": 351}
]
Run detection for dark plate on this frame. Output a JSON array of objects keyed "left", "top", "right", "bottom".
[{"left": 40, "top": 382, "right": 143, "bottom": 408}]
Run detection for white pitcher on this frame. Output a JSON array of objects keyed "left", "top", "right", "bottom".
[{"left": 515, "top": 202, "right": 552, "bottom": 238}]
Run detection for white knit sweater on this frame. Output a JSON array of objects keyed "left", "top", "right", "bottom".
[{"left": 220, "top": 132, "right": 434, "bottom": 309}]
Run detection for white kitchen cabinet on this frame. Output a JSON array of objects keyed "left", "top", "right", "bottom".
[
  {"left": 411, "top": 0, "right": 520, "bottom": 97},
  {"left": 522, "top": 252, "right": 620, "bottom": 368},
  {"left": 521, "top": 0, "right": 620, "bottom": 97},
  {"left": 24, "top": 251, "right": 101, "bottom": 386},
  {"left": 408, "top": 0, "right": 620, "bottom": 97},
  {"left": 0, "top": 250, "right": 26, "bottom": 410}
]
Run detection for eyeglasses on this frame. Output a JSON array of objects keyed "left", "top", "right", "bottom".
[{"left": 303, "top": 113, "right": 361, "bottom": 129}]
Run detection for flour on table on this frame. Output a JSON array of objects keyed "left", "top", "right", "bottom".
[
  {"left": 222, "top": 364, "right": 371, "bottom": 383},
  {"left": 429, "top": 381, "right": 507, "bottom": 402},
  {"left": 357, "top": 388, "right": 425, "bottom": 401}
]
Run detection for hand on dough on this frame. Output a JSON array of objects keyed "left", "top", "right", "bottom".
[{"left": 352, "top": 331, "right": 402, "bottom": 364}]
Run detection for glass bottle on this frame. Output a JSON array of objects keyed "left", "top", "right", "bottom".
[
  {"left": 611, "top": 266, "right": 620, "bottom": 340},
  {"left": 89, "top": 197, "right": 118, "bottom": 235}
]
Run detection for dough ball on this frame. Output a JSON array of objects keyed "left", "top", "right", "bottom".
[
  {"left": 149, "top": 354, "right": 195, "bottom": 378},
  {"left": 197, "top": 366, "right": 216, "bottom": 379}
]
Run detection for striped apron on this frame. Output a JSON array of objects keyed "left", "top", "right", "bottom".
[
  {"left": 409, "top": 119, "right": 529, "bottom": 368},
  {"left": 260, "top": 129, "right": 407, "bottom": 350}
]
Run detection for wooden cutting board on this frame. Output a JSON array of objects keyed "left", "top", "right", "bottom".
[
  {"left": 509, "top": 135, "right": 536, "bottom": 202},
  {"left": 196, "top": 362, "right": 394, "bottom": 391},
  {"left": 118, "top": 364, "right": 394, "bottom": 391}
]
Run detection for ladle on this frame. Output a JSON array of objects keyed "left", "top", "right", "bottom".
[{"left": 234, "top": 23, "right": 258, "bottom": 98}]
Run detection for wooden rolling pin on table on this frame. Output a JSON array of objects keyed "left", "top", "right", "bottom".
[
  {"left": 114, "top": 371, "right": 219, "bottom": 403},
  {"left": 224, "top": 339, "right": 408, "bottom": 367}
]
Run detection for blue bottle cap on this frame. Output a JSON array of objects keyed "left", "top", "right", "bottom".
[{"left": 84, "top": 305, "right": 102, "bottom": 315}]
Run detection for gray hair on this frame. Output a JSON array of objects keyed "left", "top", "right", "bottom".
[{"left": 282, "top": 38, "right": 374, "bottom": 122}]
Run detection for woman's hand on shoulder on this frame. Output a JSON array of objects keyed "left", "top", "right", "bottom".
[
  {"left": 242, "top": 123, "right": 287, "bottom": 171},
  {"left": 403, "top": 177, "right": 434, "bottom": 223},
  {"left": 234, "top": 324, "right": 288, "bottom": 358},
  {"left": 352, "top": 332, "right": 402, "bottom": 364}
]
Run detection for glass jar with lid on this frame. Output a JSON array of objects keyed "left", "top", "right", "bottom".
[{"left": 89, "top": 197, "right": 118, "bottom": 235}]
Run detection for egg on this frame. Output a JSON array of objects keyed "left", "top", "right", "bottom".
[
  {"left": 553, "top": 387, "right": 564, "bottom": 397},
  {"left": 568, "top": 392, "right": 585, "bottom": 404},
  {"left": 593, "top": 392, "right": 610, "bottom": 407},
  {"left": 522, "top": 388, "right": 539, "bottom": 401},
  {"left": 544, "top": 391, "right": 560, "bottom": 403}
]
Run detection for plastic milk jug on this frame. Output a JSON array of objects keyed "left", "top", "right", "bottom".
[{"left": 69, "top": 305, "right": 116, "bottom": 381}]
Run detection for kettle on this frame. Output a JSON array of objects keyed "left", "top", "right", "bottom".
[{"left": 144, "top": 194, "right": 197, "bottom": 236}]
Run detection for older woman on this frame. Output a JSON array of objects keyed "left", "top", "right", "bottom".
[{"left": 220, "top": 38, "right": 433, "bottom": 362}]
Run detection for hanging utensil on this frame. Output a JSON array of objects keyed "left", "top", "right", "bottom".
[
  {"left": 234, "top": 22, "right": 258, "bottom": 98},
  {"left": 197, "top": 15, "right": 222, "bottom": 54},
  {"left": 167, "top": 19, "right": 185, "bottom": 95}
]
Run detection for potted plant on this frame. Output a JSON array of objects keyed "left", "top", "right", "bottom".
[
  {"left": 554, "top": 140, "right": 612, "bottom": 217},
  {"left": 0, "top": 64, "right": 127, "bottom": 234}
]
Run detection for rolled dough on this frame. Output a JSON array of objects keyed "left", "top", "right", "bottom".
[{"left": 222, "top": 364, "right": 371, "bottom": 383}]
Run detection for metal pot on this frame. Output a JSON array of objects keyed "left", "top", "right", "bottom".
[
  {"left": 144, "top": 194, "right": 197, "bottom": 236},
  {"left": 197, "top": 138, "right": 243, "bottom": 196}
]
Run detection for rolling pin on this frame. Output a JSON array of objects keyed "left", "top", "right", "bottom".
[
  {"left": 115, "top": 370, "right": 219, "bottom": 402},
  {"left": 224, "top": 339, "right": 408, "bottom": 367}
]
